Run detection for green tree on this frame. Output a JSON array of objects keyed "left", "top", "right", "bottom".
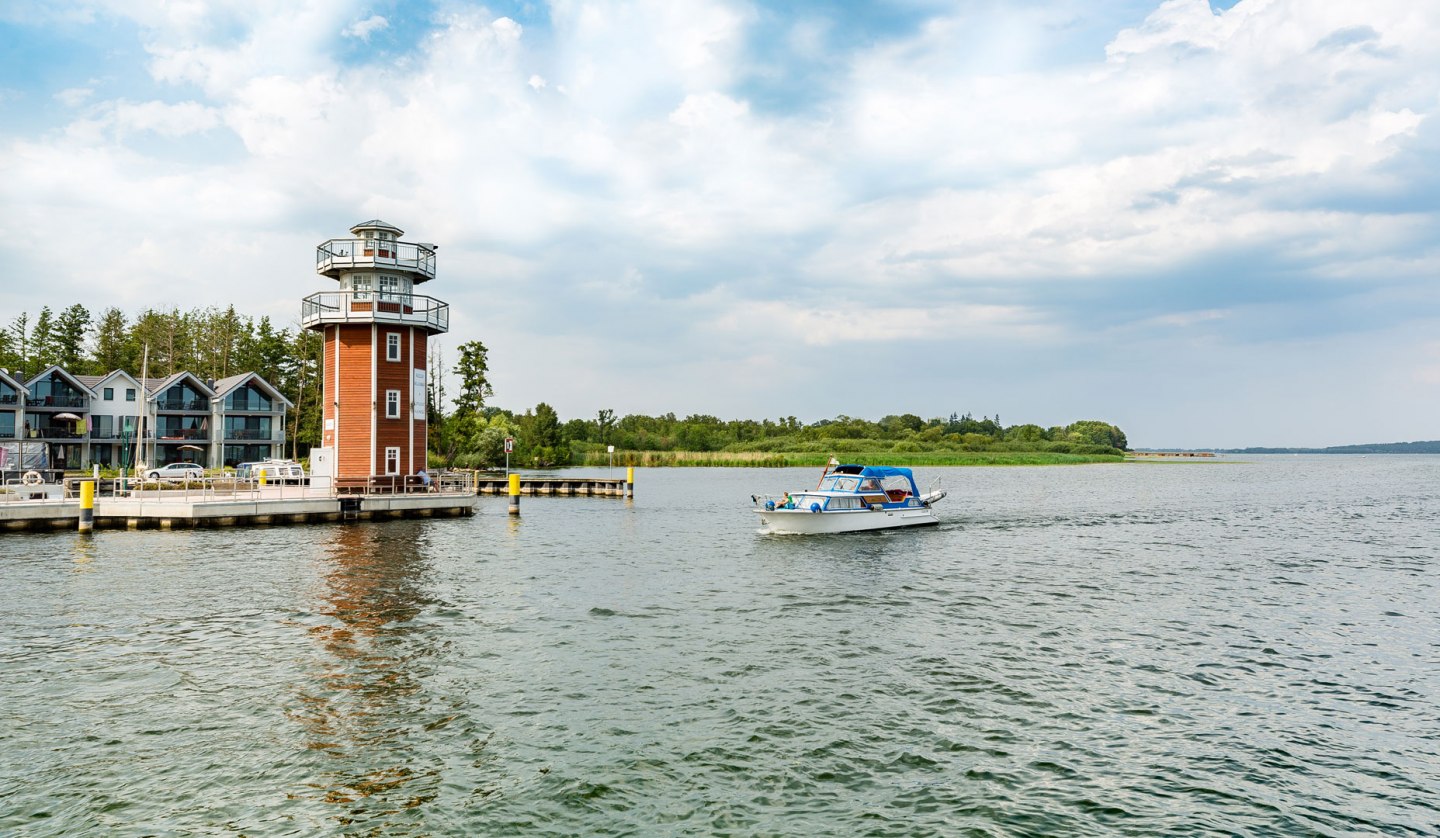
[
  {"left": 30, "top": 306, "right": 57, "bottom": 371},
  {"left": 517, "top": 402, "right": 567, "bottom": 466},
  {"left": 54, "top": 304, "right": 91, "bottom": 372},
  {"left": 1065, "top": 420, "right": 1128, "bottom": 450},
  {"left": 91, "top": 307, "right": 134, "bottom": 373},
  {"left": 453, "top": 340, "right": 494, "bottom": 415}
]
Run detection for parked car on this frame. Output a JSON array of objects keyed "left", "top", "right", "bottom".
[
  {"left": 146, "top": 462, "right": 204, "bottom": 481},
  {"left": 236, "top": 460, "right": 307, "bottom": 485}
]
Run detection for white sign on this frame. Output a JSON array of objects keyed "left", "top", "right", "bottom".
[
  {"left": 411, "top": 368, "right": 427, "bottom": 420},
  {"left": 607, "top": 445, "right": 615, "bottom": 453},
  {"left": 504, "top": 436, "right": 515, "bottom": 453}
]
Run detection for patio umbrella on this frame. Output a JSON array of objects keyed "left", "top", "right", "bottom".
[
  {"left": 53, "top": 412, "right": 82, "bottom": 421},
  {"left": 178, "top": 444, "right": 204, "bottom": 452}
]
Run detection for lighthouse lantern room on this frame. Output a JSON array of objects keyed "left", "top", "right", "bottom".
[{"left": 301, "top": 220, "right": 448, "bottom": 482}]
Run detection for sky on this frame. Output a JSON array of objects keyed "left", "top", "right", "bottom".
[{"left": 1, "top": 0, "right": 1437, "bottom": 449}]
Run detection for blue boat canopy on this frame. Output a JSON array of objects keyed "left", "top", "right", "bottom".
[{"left": 832, "top": 464, "right": 915, "bottom": 480}]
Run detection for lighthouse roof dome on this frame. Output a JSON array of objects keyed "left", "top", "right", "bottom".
[{"left": 350, "top": 219, "right": 404, "bottom": 236}]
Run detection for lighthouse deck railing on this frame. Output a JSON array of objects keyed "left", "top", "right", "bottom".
[
  {"left": 301, "top": 290, "right": 449, "bottom": 332},
  {"left": 316, "top": 239, "right": 437, "bottom": 279}
]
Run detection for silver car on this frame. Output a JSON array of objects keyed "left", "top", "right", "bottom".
[{"left": 146, "top": 462, "right": 204, "bottom": 481}]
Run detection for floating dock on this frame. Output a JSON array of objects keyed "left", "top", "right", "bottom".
[{"left": 1, "top": 478, "right": 476, "bottom": 532}]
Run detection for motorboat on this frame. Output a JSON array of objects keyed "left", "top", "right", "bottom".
[{"left": 753, "top": 462, "right": 947, "bottom": 535}]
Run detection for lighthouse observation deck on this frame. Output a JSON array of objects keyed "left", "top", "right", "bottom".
[
  {"left": 300, "top": 290, "right": 449, "bottom": 333},
  {"left": 316, "top": 238, "right": 437, "bottom": 281}
]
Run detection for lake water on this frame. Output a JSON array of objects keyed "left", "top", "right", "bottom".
[{"left": 1, "top": 456, "right": 1437, "bottom": 836}]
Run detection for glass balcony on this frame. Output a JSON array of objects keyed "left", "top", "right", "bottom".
[
  {"left": 155, "top": 398, "right": 210, "bottom": 411},
  {"left": 301, "top": 290, "right": 449, "bottom": 333}
]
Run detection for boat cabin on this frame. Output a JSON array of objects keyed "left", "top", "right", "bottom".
[{"left": 818, "top": 464, "right": 920, "bottom": 504}]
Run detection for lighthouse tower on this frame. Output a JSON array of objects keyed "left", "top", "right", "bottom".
[{"left": 301, "top": 220, "right": 447, "bottom": 481}]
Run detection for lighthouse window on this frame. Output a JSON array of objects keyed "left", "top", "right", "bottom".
[
  {"left": 351, "top": 275, "right": 372, "bottom": 300},
  {"left": 378, "top": 274, "right": 398, "bottom": 300},
  {"left": 384, "top": 447, "right": 400, "bottom": 475},
  {"left": 386, "top": 333, "right": 401, "bottom": 362},
  {"left": 385, "top": 389, "right": 401, "bottom": 418}
]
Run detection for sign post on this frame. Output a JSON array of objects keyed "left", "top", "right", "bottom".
[
  {"left": 607, "top": 444, "right": 615, "bottom": 472},
  {"left": 504, "top": 436, "right": 514, "bottom": 477}
]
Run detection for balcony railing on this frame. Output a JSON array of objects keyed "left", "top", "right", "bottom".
[
  {"left": 0, "top": 394, "right": 18, "bottom": 405},
  {"left": 156, "top": 398, "right": 209, "bottom": 411},
  {"left": 225, "top": 401, "right": 275, "bottom": 412},
  {"left": 28, "top": 395, "right": 88, "bottom": 409},
  {"left": 316, "top": 238, "right": 437, "bottom": 280},
  {"left": 224, "top": 429, "right": 279, "bottom": 441},
  {"left": 301, "top": 290, "right": 449, "bottom": 333},
  {"left": 32, "top": 428, "right": 87, "bottom": 440},
  {"left": 148, "top": 428, "right": 211, "bottom": 440}
]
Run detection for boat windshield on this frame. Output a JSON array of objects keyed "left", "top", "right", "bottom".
[{"left": 818, "top": 475, "right": 860, "bottom": 492}]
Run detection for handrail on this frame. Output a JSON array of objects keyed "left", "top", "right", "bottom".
[
  {"left": 315, "top": 238, "right": 437, "bottom": 279},
  {"left": 3, "top": 470, "right": 477, "bottom": 505},
  {"left": 300, "top": 290, "right": 449, "bottom": 333}
]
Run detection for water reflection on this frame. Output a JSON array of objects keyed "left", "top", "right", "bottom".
[{"left": 290, "top": 523, "right": 443, "bottom": 828}]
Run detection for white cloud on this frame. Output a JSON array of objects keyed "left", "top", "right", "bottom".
[
  {"left": 341, "top": 14, "right": 388, "bottom": 41},
  {"left": 55, "top": 87, "right": 93, "bottom": 107}
]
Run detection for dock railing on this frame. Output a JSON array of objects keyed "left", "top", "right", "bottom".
[{"left": 1, "top": 471, "right": 477, "bottom": 505}]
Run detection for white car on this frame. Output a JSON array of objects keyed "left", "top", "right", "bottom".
[{"left": 146, "top": 462, "right": 204, "bottom": 481}]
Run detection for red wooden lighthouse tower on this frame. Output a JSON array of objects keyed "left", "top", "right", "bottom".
[{"left": 301, "top": 220, "right": 448, "bottom": 481}]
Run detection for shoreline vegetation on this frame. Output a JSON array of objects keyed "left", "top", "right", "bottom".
[{"left": 570, "top": 449, "right": 1125, "bottom": 468}]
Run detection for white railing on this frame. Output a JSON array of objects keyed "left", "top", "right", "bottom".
[
  {"left": 300, "top": 290, "right": 449, "bottom": 333},
  {"left": 316, "top": 238, "right": 437, "bottom": 279},
  {"left": 1, "top": 471, "right": 477, "bottom": 504}
]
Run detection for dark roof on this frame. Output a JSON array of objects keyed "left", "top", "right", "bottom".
[{"left": 349, "top": 219, "right": 404, "bottom": 235}]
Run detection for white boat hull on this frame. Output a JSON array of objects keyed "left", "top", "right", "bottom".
[{"left": 755, "top": 505, "right": 940, "bottom": 535}]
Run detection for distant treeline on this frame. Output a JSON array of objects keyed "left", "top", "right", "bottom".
[
  {"left": 439, "top": 408, "right": 1130, "bottom": 470},
  {"left": 1223, "top": 441, "right": 1440, "bottom": 454}
]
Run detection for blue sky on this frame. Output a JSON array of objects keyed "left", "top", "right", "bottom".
[{"left": 1, "top": 0, "right": 1436, "bottom": 448}]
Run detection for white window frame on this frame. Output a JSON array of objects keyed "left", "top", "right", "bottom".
[
  {"left": 386, "top": 332, "right": 401, "bottom": 362},
  {"left": 384, "top": 446, "right": 400, "bottom": 475},
  {"left": 385, "top": 389, "right": 401, "bottom": 419}
]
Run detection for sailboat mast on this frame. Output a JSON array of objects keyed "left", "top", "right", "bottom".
[{"left": 134, "top": 345, "right": 148, "bottom": 470}]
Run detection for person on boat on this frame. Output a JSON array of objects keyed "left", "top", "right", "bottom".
[{"left": 780, "top": 492, "right": 794, "bottom": 509}]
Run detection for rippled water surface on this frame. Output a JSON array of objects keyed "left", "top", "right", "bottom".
[{"left": 2, "top": 456, "right": 1438, "bottom": 836}]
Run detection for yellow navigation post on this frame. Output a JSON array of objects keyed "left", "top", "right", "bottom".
[
  {"left": 78, "top": 479, "right": 95, "bottom": 533},
  {"left": 508, "top": 472, "right": 521, "bottom": 515},
  {"left": 626, "top": 466, "right": 634, "bottom": 499}
]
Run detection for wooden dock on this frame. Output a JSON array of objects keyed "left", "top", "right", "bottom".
[{"left": 475, "top": 477, "right": 630, "bottom": 497}]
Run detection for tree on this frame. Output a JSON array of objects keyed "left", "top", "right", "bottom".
[
  {"left": 453, "top": 340, "right": 493, "bottom": 415},
  {"left": 91, "top": 307, "right": 134, "bottom": 373},
  {"left": 30, "top": 307, "right": 57, "bottom": 371},
  {"left": 54, "top": 304, "right": 91, "bottom": 372},
  {"left": 518, "top": 402, "right": 567, "bottom": 466},
  {"left": 1065, "top": 420, "right": 1128, "bottom": 450},
  {"left": 596, "top": 408, "right": 615, "bottom": 444}
]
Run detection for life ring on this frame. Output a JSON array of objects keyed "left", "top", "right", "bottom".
[{"left": 21, "top": 470, "right": 43, "bottom": 486}]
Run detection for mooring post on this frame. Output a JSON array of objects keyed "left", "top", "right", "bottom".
[
  {"left": 78, "top": 480, "right": 95, "bottom": 533},
  {"left": 508, "top": 472, "right": 521, "bottom": 515},
  {"left": 626, "top": 467, "right": 634, "bottom": 499}
]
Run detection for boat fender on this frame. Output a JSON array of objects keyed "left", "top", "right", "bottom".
[
  {"left": 21, "top": 470, "right": 43, "bottom": 486},
  {"left": 764, "top": 500, "right": 775, "bottom": 511},
  {"left": 870, "top": 503, "right": 883, "bottom": 511},
  {"left": 810, "top": 502, "right": 821, "bottom": 513}
]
